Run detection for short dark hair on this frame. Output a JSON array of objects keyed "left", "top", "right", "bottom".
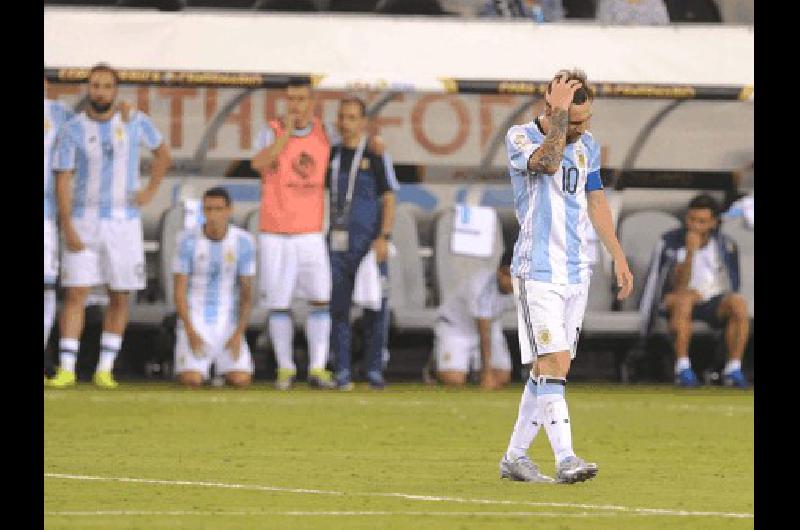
[
  {"left": 500, "top": 248, "right": 513, "bottom": 268},
  {"left": 203, "top": 186, "right": 231, "bottom": 206},
  {"left": 546, "top": 68, "right": 593, "bottom": 105},
  {"left": 687, "top": 193, "right": 720, "bottom": 218},
  {"left": 339, "top": 95, "right": 367, "bottom": 117},
  {"left": 287, "top": 76, "right": 313, "bottom": 89},
  {"left": 88, "top": 63, "right": 119, "bottom": 85}
]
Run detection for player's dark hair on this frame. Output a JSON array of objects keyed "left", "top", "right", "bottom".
[
  {"left": 287, "top": 76, "right": 313, "bottom": 89},
  {"left": 687, "top": 193, "right": 720, "bottom": 218},
  {"left": 203, "top": 186, "right": 231, "bottom": 206},
  {"left": 339, "top": 95, "right": 367, "bottom": 117},
  {"left": 88, "top": 63, "right": 119, "bottom": 85},
  {"left": 547, "top": 68, "right": 593, "bottom": 105},
  {"left": 499, "top": 248, "right": 513, "bottom": 269}
]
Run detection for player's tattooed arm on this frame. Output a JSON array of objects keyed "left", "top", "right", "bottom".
[{"left": 527, "top": 108, "right": 568, "bottom": 175}]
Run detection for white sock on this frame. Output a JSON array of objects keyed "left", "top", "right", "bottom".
[
  {"left": 269, "top": 312, "right": 295, "bottom": 371},
  {"left": 96, "top": 332, "right": 122, "bottom": 373},
  {"left": 675, "top": 357, "right": 692, "bottom": 374},
  {"left": 538, "top": 381, "right": 576, "bottom": 465},
  {"left": 44, "top": 289, "right": 56, "bottom": 350},
  {"left": 724, "top": 359, "right": 741, "bottom": 374},
  {"left": 306, "top": 308, "right": 331, "bottom": 371},
  {"left": 505, "top": 377, "right": 542, "bottom": 459},
  {"left": 59, "top": 338, "right": 79, "bottom": 373}
]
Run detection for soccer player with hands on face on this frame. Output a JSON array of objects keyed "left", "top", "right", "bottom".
[{"left": 500, "top": 69, "right": 633, "bottom": 484}]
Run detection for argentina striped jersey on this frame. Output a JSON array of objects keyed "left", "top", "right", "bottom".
[
  {"left": 44, "top": 99, "right": 73, "bottom": 220},
  {"left": 173, "top": 225, "right": 256, "bottom": 327},
  {"left": 53, "top": 110, "right": 163, "bottom": 220},
  {"left": 506, "top": 119, "right": 603, "bottom": 284}
]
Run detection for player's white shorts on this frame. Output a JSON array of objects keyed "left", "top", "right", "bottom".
[
  {"left": 434, "top": 320, "right": 512, "bottom": 373},
  {"left": 61, "top": 217, "right": 145, "bottom": 291},
  {"left": 44, "top": 218, "right": 59, "bottom": 285},
  {"left": 512, "top": 277, "right": 590, "bottom": 364},
  {"left": 258, "top": 232, "right": 331, "bottom": 309},
  {"left": 174, "top": 321, "right": 253, "bottom": 379}
]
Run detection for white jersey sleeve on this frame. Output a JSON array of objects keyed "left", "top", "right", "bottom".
[
  {"left": 173, "top": 230, "right": 196, "bottom": 275},
  {"left": 236, "top": 230, "right": 257, "bottom": 277}
]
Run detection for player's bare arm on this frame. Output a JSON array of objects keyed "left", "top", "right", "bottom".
[
  {"left": 587, "top": 190, "right": 633, "bottom": 300},
  {"left": 174, "top": 273, "right": 204, "bottom": 357},
  {"left": 225, "top": 275, "right": 253, "bottom": 361},
  {"left": 527, "top": 77, "right": 581, "bottom": 175},
  {"left": 56, "top": 169, "right": 84, "bottom": 252},
  {"left": 476, "top": 318, "right": 498, "bottom": 390},
  {"left": 135, "top": 143, "right": 171, "bottom": 206},
  {"left": 373, "top": 191, "right": 396, "bottom": 263}
]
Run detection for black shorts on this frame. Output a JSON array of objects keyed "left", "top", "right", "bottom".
[{"left": 660, "top": 294, "right": 727, "bottom": 328}]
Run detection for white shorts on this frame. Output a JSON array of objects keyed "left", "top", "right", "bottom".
[
  {"left": 258, "top": 232, "right": 331, "bottom": 309},
  {"left": 513, "top": 277, "right": 590, "bottom": 364},
  {"left": 44, "top": 218, "right": 59, "bottom": 285},
  {"left": 61, "top": 217, "right": 145, "bottom": 291},
  {"left": 434, "top": 320, "right": 512, "bottom": 373},
  {"left": 174, "top": 321, "right": 253, "bottom": 379}
]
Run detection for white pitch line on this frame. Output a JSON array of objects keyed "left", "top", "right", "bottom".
[
  {"left": 45, "top": 510, "right": 618, "bottom": 518},
  {"left": 44, "top": 473, "right": 753, "bottom": 519}
]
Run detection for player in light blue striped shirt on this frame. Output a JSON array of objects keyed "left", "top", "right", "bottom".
[
  {"left": 47, "top": 63, "right": 172, "bottom": 389},
  {"left": 499, "top": 69, "right": 633, "bottom": 484},
  {"left": 173, "top": 187, "right": 256, "bottom": 388},
  {"left": 44, "top": 77, "right": 74, "bottom": 361}
]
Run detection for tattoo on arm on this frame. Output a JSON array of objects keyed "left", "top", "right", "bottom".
[{"left": 528, "top": 108, "right": 568, "bottom": 175}]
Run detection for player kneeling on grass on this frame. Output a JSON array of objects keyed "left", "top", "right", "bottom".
[
  {"left": 434, "top": 250, "right": 515, "bottom": 390},
  {"left": 173, "top": 187, "right": 256, "bottom": 388}
]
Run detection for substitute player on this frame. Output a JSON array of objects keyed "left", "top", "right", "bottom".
[
  {"left": 250, "top": 78, "right": 337, "bottom": 390},
  {"left": 434, "top": 251, "right": 515, "bottom": 389},
  {"left": 44, "top": 77, "right": 73, "bottom": 361},
  {"left": 499, "top": 69, "right": 633, "bottom": 484},
  {"left": 48, "top": 63, "right": 171, "bottom": 388},
  {"left": 173, "top": 187, "right": 255, "bottom": 388}
]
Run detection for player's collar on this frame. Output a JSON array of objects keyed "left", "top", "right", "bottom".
[{"left": 534, "top": 116, "right": 546, "bottom": 135}]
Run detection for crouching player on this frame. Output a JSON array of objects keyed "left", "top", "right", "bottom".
[
  {"left": 173, "top": 187, "right": 256, "bottom": 388},
  {"left": 434, "top": 250, "right": 515, "bottom": 390}
]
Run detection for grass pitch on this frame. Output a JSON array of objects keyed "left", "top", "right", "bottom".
[{"left": 45, "top": 382, "right": 753, "bottom": 529}]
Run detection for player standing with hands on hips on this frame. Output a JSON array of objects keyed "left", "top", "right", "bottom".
[{"left": 499, "top": 69, "right": 633, "bottom": 483}]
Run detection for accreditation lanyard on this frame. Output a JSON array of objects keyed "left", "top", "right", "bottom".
[{"left": 330, "top": 135, "right": 367, "bottom": 228}]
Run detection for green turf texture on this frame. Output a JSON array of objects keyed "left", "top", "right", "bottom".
[{"left": 45, "top": 382, "right": 753, "bottom": 529}]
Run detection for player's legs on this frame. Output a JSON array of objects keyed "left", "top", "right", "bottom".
[
  {"left": 174, "top": 324, "right": 211, "bottom": 388},
  {"left": 260, "top": 233, "right": 298, "bottom": 384},
  {"left": 297, "top": 234, "right": 333, "bottom": 384},
  {"left": 44, "top": 219, "right": 59, "bottom": 351},
  {"left": 95, "top": 219, "right": 145, "bottom": 387},
  {"left": 715, "top": 293, "right": 750, "bottom": 387},
  {"left": 213, "top": 325, "right": 254, "bottom": 388},
  {"left": 489, "top": 322, "right": 512, "bottom": 387},
  {"left": 664, "top": 289, "right": 702, "bottom": 384},
  {"left": 434, "top": 321, "right": 473, "bottom": 386}
]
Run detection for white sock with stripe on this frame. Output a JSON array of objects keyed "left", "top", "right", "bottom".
[
  {"left": 269, "top": 311, "right": 295, "bottom": 371},
  {"left": 505, "top": 376, "right": 542, "bottom": 459},
  {"left": 59, "top": 338, "right": 79, "bottom": 373},
  {"left": 306, "top": 308, "right": 331, "bottom": 371},
  {"left": 538, "top": 380, "right": 576, "bottom": 465},
  {"left": 96, "top": 332, "right": 122, "bottom": 373}
]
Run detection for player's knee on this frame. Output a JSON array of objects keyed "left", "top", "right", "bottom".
[
  {"left": 226, "top": 372, "right": 251, "bottom": 388},
  {"left": 437, "top": 371, "right": 467, "bottom": 386},
  {"left": 178, "top": 372, "right": 203, "bottom": 388},
  {"left": 494, "top": 370, "right": 511, "bottom": 386},
  {"left": 727, "top": 295, "right": 749, "bottom": 320}
]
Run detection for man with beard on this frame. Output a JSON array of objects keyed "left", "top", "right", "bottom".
[{"left": 47, "top": 63, "right": 171, "bottom": 388}]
